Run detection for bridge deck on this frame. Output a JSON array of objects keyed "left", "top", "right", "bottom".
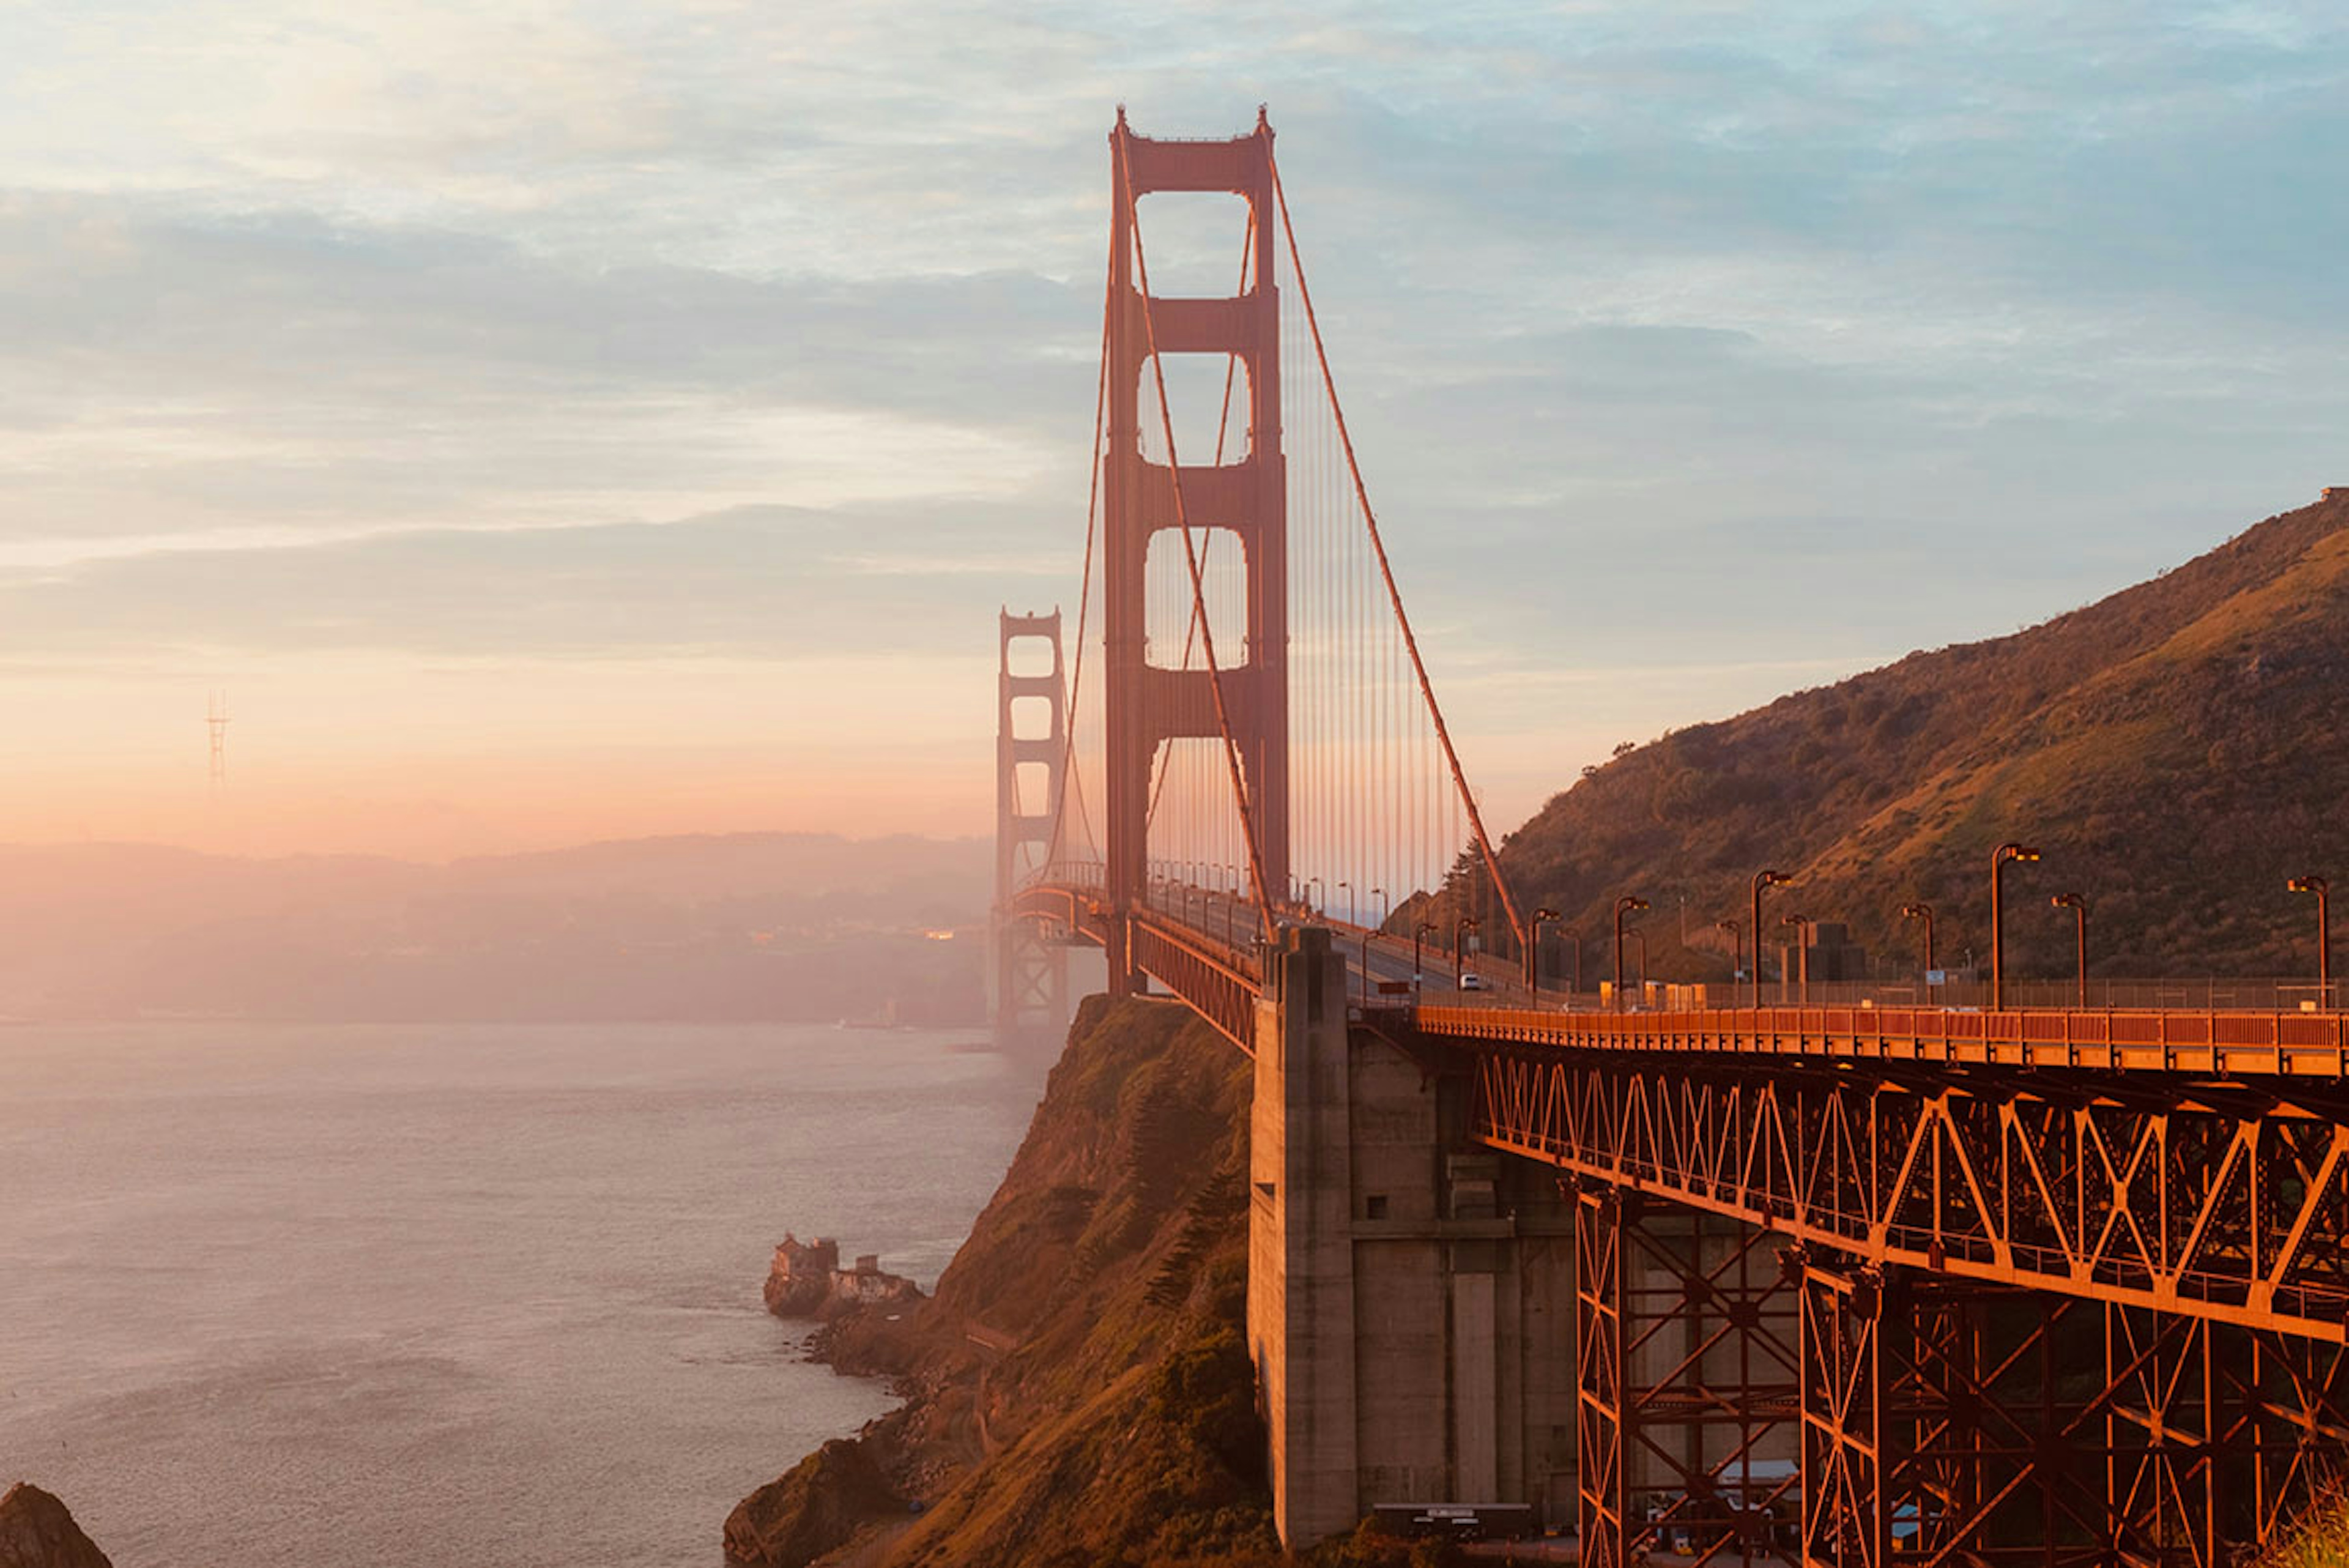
[
  {"left": 1423, "top": 1000, "right": 2349, "bottom": 1079},
  {"left": 1021, "top": 883, "right": 2349, "bottom": 1078}
]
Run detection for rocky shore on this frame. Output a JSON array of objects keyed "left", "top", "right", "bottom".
[
  {"left": 724, "top": 996, "right": 1277, "bottom": 1568},
  {"left": 0, "top": 1484, "right": 113, "bottom": 1568},
  {"left": 762, "top": 1235, "right": 924, "bottom": 1322}
]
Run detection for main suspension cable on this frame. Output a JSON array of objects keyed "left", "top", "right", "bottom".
[
  {"left": 1145, "top": 206, "right": 1256, "bottom": 841},
  {"left": 1046, "top": 231, "right": 1116, "bottom": 877},
  {"left": 1268, "top": 148, "right": 1526, "bottom": 949}
]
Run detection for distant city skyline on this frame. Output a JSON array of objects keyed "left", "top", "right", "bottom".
[{"left": 2, "top": 3, "right": 2343, "bottom": 858}]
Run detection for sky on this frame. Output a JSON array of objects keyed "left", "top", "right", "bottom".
[{"left": 1, "top": 1, "right": 2343, "bottom": 860}]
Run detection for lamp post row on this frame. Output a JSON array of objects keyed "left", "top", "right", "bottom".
[
  {"left": 1601, "top": 858, "right": 2331, "bottom": 1011},
  {"left": 1165, "top": 853, "right": 2333, "bottom": 1010}
]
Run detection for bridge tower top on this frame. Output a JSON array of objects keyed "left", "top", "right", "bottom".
[{"left": 1101, "top": 114, "right": 1288, "bottom": 990}]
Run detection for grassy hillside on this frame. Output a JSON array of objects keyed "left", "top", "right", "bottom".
[
  {"left": 726, "top": 996, "right": 1277, "bottom": 1568},
  {"left": 1485, "top": 491, "right": 2349, "bottom": 986},
  {"left": 728, "top": 997, "right": 1473, "bottom": 1568}
]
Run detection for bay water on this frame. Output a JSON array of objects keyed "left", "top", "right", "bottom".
[{"left": 0, "top": 1022, "right": 1039, "bottom": 1566}]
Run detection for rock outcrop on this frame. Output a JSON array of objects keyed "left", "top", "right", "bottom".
[
  {"left": 727, "top": 995, "right": 1279, "bottom": 1568},
  {"left": 722, "top": 1440, "right": 903, "bottom": 1568},
  {"left": 0, "top": 1485, "right": 113, "bottom": 1568},
  {"left": 763, "top": 1234, "right": 923, "bottom": 1320}
]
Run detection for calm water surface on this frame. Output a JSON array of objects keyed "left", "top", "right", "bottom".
[{"left": 0, "top": 1022, "right": 1039, "bottom": 1567}]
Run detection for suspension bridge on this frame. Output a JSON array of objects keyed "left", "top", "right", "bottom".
[{"left": 992, "top": 111, "right": 2349, "bottom": 1568}]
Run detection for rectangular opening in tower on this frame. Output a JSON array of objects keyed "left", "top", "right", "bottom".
[
  {"left": 1004, "top": 636, "right": 1056, "bottom": 679},
  {"left": 1145, "top": 525, "right": 1248, "bottom": 670},
  {"left": 1006, "top": 836, "right": 1048, "bottom": 882},
  {"left": 1012, "top": 760, "right": 1052, "bottom": 814},
  {"left": 1138, "top": 352, "right": 1253, "bottom": 467},
  {"left": 1009, "top": 694, "right": 1055, "bottom": 742},
  {"left": 1130, "top": 191, "right": 1255, "bottom": 299}
]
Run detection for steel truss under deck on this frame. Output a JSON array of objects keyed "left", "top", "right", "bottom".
[{"left": 1480, "top": 1046, "right": 2349, "bottom": 1568}]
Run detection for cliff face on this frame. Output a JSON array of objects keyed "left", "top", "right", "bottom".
[
  {"left": 0, "top": 1485, "right": 113, "bottom": 1568},
  {"left": 726, "top": 995, "right": 1276, "bottom": 1568}
]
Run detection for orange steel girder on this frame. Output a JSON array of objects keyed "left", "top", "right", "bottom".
[
  {"left": 1008, "top": 884, "right": 1261, "bottom": 1053},
  {"left": 1576, "top": 1191, "right": 1802, "bottom": 1568},
  {"left": 1472, "top": 1050, "right": 2349, "bottom": 1340},
  {"left": 1102, "top": 115, "right": 1288, "bottom": 992},
  {"left": 1795, "top": 1265, "right": 2346, "bottom": 1568}
]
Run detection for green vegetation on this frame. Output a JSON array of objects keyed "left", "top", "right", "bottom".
[
  {"left": 730, "top": 996, "right": 1286, "bottom": 1568},
  {"left": 1470, "top": 493, "right": 2349, "bottom": 984},
  {"left": 2268, "top": 1493, "right": 2349, "bottom": 1568}
]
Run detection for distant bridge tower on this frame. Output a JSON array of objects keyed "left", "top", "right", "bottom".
[
  {"left": 1103, "top": 110, "right": 1288, "bottom": 991},
  {"left": 207, "top": 691, "right": 229, "bottom": 786},
  {"left": 994, "top": 609, "right": 1070, "bottom": 1049}
]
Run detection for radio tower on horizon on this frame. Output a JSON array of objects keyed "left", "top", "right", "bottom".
[{"left": 207, "top": 691, "right": 229, "bottom": 786}]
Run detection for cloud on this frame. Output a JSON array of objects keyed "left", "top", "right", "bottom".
[
  {"left": 0, "top": 192, "right": 1097, "bottom": 554},
  {"left": 0, "top": 498, "right": 1083, "bottom": 663},
  {"left": 0, "top": 0, "right": 2345, "bottom": 849}
]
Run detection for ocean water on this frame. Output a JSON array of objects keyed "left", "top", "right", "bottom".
[{"left": 0, "top": 1022, "right": 1041, "bottom": 1567}]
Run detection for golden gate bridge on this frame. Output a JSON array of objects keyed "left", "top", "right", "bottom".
[{"left": 993, "top": 110, "right": 2348, "bottom": 1568}]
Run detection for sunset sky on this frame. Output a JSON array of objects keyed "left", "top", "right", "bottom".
[{"left": 3, "top": 3, "right": 2343, "bottom": 859}]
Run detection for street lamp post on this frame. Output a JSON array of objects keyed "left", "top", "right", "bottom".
[
  {"left": 1455, "top": 917, "right": 1480, "bottom": 991},
  {"left": 1613, "top": 896, "right": 1649, "bottom": 1008},
  {"left": 1527, "top": 907, "right": 1561, "bottom": 992},
  {"left": 1991, "top": 842, "right": 2042, "bottom": 1010},
  {"left": 1779, "top": 913, "right": 1811, "bottom": 1005},
  {"left": 1414, "top": 921, "right": 1436, "bottom": 998},
  {"left": 2289, "top": 875, "right": 2331, "bottom": 1006},
  {"left": 1751, "top": 870, "right": 1791, "bottom": 1007},
  {"left": 2052, "top": 893, "right": 2089, "bottom": 1008},
  {"left": 1308, "top": 877, "right": 1324, "bottom": 916},
  {"left": 1900, "top": 902, "right": 1935, "bottom": 990},
  {"left": 1716, "top": 920, "right": 1743, "bottom": 999},
  {"left": 1343, "top": 879, "right": 1362, "bottom": 987}
]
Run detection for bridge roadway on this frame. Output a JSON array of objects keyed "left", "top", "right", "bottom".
[{"left": 1015, "top": 877, "right": 2349, "bottom": 1345}]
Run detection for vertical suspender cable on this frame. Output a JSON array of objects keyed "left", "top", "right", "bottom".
[
  {"left": 1047, "top": 238, "right": 1117, "bottom": 878},
  {"left": 1268, "top": 150, "right": 1527, "bottom": 951}
]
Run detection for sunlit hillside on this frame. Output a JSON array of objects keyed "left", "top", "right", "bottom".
[{"left": 1491, "top": 491, "right": 2349, "bottom": 984}]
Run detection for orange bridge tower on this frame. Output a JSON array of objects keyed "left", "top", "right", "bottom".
[{"left": 1103, "top": 108, "right": 1289, "bottom": 990}]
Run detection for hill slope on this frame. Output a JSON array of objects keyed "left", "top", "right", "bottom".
[
  {"left": 1494, "top": 491, "right": 2349, "bottom": 984},
  {"left": 726, "top": 996, "right": 1277, "bottom": 1568}
]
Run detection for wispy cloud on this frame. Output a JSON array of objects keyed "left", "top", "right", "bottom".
[{"left": 0, "top": 0, "right": 2342, "bottom": 847}]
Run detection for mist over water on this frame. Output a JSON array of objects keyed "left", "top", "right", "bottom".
[{"left": 0, "top": 1022, "right": 1039, "bottom": 1567}]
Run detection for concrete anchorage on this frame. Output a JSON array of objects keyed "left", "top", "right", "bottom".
[{"left": 1247, "top": 926, "right": 1579, "bottom": 1545}]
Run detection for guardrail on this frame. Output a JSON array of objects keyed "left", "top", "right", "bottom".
[{"left": 1425, "top": 1001, "right": 2349, "bottom": 1078}]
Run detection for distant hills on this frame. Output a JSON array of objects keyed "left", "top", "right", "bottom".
[
  {"left": 1493, "top": 490, "right": 2349, "bottom": 984},
  {"left": 0, "top": 831, "right": 989, "bottom": 1024}
]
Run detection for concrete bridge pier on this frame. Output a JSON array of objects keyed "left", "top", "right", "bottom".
[{"left": 1247, "top": 926, "right": 1578, "bottom": 1546}]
